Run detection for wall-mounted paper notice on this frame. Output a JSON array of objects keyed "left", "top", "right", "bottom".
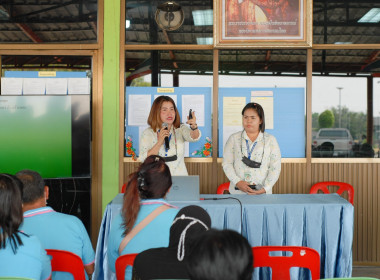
[
  {"left": 223, "top": 97, "right": 246, "bottom": 126},
  {"left": 128, "top": 95, "right": 151, "bottom": 126},
  {"left": 46, "top": 78, "right": 68, "bottom": 95},
  {"left": 182, "top": 95, "right": 205, "bottom": 126},
  {"left": 251, "top": 91, "right": 274, "bottom": 129},
  {"left": 1, "top": 78, "right": 23, "bottom": 95},
  {"left": 68, "top": 78, "right": 90, "bottom": 95},
  {"left": 23, "top": 78, "right": 46, "bottom": 95}
]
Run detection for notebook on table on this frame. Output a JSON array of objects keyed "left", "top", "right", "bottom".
[{"left": 166, "top": 175, "right": 200, "bottom": 202}]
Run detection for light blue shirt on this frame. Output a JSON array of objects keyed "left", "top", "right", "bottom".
[
  {"left": 107, "top": 199, "right": 178, "bottom": 280},
  {"left": 19, "top": 206, "right": 95, "bottom": 280},
  {"left": 0, "top": 232, "right": 51, "bottom": 280}
]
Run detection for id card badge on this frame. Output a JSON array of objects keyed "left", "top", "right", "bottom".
[{"left": 244, "top": 171, "right": 253, "bottom": 184}]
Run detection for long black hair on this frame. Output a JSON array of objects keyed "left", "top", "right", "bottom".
[{"left": 0, "top": 174, "right": 25, "bottom": 254}]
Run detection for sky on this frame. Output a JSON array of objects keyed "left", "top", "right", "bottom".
[{"left": 144, "top": 74, "right": 380, "bottom": 117}]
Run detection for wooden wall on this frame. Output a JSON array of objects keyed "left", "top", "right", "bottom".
[{"left": 123, "top": 159, "right": 380, "bottom": 265}]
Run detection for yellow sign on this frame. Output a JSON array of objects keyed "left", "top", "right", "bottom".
[
  {"left": 38, "top": 71, "right": 56, "bottom": 77},
  {"left": 157, "top": 88, "right": 174, "bottom": 93}
]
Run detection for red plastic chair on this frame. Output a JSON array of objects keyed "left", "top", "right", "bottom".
[
  {"left": 45, "top": 249, "right": 86, "bottom": 280},
  {"left": 121, "top": 183, "right": 127, "bottom": 193},
  {"left": 115, "top": 253, "right": 138, "bottom": 280},
  {"left": 309, "top": 181, "right": 354, "bottom": 205},
  {"left": 252, "top": 246, "right": 320, "bottom": 280},
  {"left": 217, "top": 182, "right": 230, "bottom": 194}
]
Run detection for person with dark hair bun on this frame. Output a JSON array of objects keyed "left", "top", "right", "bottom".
[
  {"left": 132, "top": 205, "right": 212, "bottom": 280},
  {"left": 107, "top": 155, "right": 179, "bottom": 280},
  {"left": 0, "top": 173, "right": 51, "bottom": 280},
  {"left": 223, "top": 102, "right": 281, "bottom": 194},
  {"left": 186, "top": 229, "right": 253, "bottom": 280},
  {"left": 139, "top": 95, "right": 201, "bottom": 175}
]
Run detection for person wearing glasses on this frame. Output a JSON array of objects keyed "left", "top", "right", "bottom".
[
  {"left": 222, "top": 102, "right": 281, "bottom": 194},
  {"left": 139, "top": 95, "right": 201, "bottom": 175}
]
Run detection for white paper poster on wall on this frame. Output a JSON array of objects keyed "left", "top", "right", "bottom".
[
  {"left": 23, "top": 78, "right": 45, "bottom": 95},
  {"left": 128, "top": 94, "right": 151, "bottom": 126},
  {"left": 182, "top": 95, "right": 205, "bottom": 126},
  {"left": 46, "top": 78, "right": 68, "bottom": 95},
  {"left": 1, "top": 78, "right": 23, "bottom": 95},
  {"left": 68, "top": 78, "right": 90, "bottom": 95}
]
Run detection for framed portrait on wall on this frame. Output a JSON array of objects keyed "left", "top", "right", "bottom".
[{"left": 214, "top": 0, "right": 312, "bottom": 48}]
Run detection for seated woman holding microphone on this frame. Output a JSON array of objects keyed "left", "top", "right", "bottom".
[
  {"left": 222, "top": 102, "right": 281, "bottom": 194},
  {"left": 139, "top": 95, "right": 201, "bottom": 175},
  {"left": 107, "top": 155, "right": 179, "bottom": 280}
]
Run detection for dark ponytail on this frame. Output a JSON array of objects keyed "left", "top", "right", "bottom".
[{"left": 122, "top": 155, "right": 172, "bottom": 235}]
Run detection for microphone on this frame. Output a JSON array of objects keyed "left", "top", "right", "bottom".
[{"left": 162, "top": 122, "right": 170, "bottom": 150}]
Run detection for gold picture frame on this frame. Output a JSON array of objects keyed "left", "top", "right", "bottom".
[{"left": 214, "top": 0, "right": 312, "bottom": 48}]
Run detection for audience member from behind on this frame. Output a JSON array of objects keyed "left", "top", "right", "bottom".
[
  {"left": 133, "top": 205, "right": 211, "bottom": 280},
  {"left": 16, "top": 169, "right": 94, "bottom": 280},
  {"left": 187, "top": 229, "right": 253, "bottom": 280},
  {"left": 0, "top": 173, "right": 51, "bottom": 280},
  {"left": 107, "top": 155, "right": 179, "bottom": 280}
]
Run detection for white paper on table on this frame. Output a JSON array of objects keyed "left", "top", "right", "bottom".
[
  {"left": 154, "top": 94, "right": 177, "bottom": 105},
  {"left": 223, "top": 97, "right": 245, "bottom": 126},
  {"left": 181, "top": 95, "right": 205, "bottom": 126},
  {"left": 251, "top": 95, "right": 274, "bottom": 129},
  {"left": 128, "top": 95, "right": 151, "bottom": 126},
  {"left": 23, "top": 78, "right": 46, "bottom": 95},
  {"left": 68, "top": 78, "right": 90, "bottom": 95},
  {"left": 223, "top": 126, "right": 243, "bottom": 153},
  {"left": 46, "top": 78, "right": 68, "bottom": 95},
  {"left": 1, "top": 78, "right": 23, "bottom": 95}
]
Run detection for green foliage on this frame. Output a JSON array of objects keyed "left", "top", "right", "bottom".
[
  {"left": 318, "top": 110, "right": 334, "bottom": 128},
  {"left": 125, "top": 72, "right": 151, "bottom": 87},
  {"left": 312, "top": 112, "right": 320, "bottom": 131}
]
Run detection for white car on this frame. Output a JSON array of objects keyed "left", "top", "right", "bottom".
[{"left": 313, "top": 128, "right": 353, "bottom": 157}]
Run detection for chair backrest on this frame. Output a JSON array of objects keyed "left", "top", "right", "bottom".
[
  {"left": 252, "top": 246, "right": 320, "bottom": 280},
  {"left": 121, "top": 183, "right": 127, "bottom": 193},
  {"left": 217, "top": 182, "right": 230, "bottom": 194},
  {"left": 309, "top": 181, "right": 354, "bottom": 205},
  {"left": 45, "top": 249, "right": 86, "bottom": 280},
  {"left": 115, "top": 253, "right": 138, "bottom": 280}
]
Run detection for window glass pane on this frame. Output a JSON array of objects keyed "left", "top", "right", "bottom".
[
  {"left": 313, "top": 1, "right": 380, "bottom": 44},
  {"left": 312, "top": 49, "right": 380, "bottom": 158},
  {"left": 125, "top": 0, "right": 213, "bottom": 45},
  {"left": 0, "top": 1, "right": 98, "bottom": 43},
  {"left": 1, "top": 55, "right": 92, "bottom": 74},
  {"left": 218, "top": 49, "right": 307, "bottom": 158},
  {"left": 0, "top": 54, "right": 93, "bottom": 234}
]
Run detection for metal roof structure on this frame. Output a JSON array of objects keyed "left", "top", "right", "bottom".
[{"left": 0, "top": 0, "right": 380, "bottom": 75}]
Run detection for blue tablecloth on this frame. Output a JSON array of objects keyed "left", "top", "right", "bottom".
[{"left": 94, "top": 194, "right": 353, "bottom": 280}]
